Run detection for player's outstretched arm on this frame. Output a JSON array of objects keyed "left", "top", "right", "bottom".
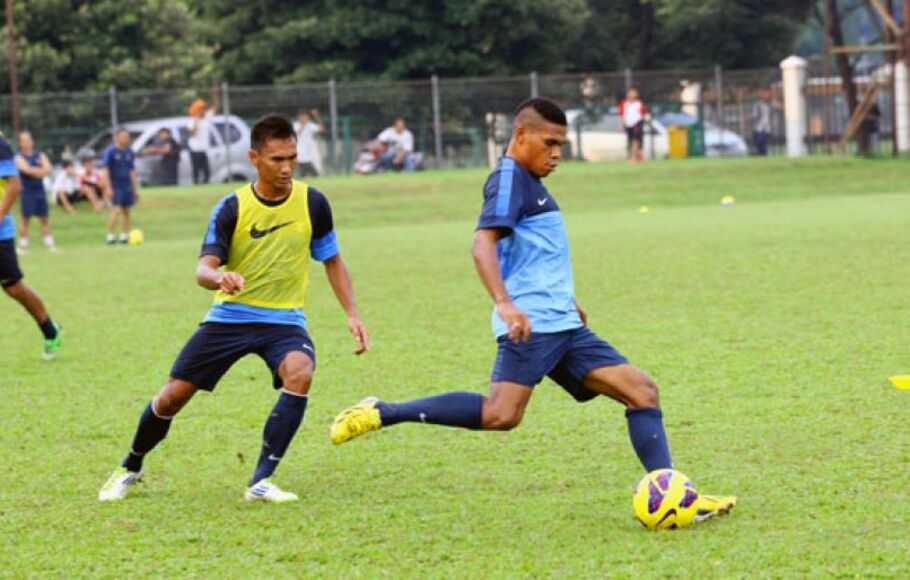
[
  {"left": 472, "top": 228, "right": 531, "bottom": 342},
  {"left": 322, "top": 253, "right": 370, "bottom": 355},
  {"left": 196, "top": 255, "right": 245, "bottom": 294}
]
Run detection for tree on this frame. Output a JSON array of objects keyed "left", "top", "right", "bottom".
[{"left": 0, "top": 0, "right": 214, "bottom": 92}]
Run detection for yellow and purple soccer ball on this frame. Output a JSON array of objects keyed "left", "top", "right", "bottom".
[{"left": 633, "top": 468, "right": 699, "bottom": 530}]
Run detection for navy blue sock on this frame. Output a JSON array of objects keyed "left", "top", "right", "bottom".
[
  {"left": 122, "top": 401, "right": 172, "bottom": 472},
  {"left": 39, "top": 317, "right": 57, "bottom": 339},
  {"left": 251, "top": 391, "right": 308, "bottom": 486},
  {"left": 376, "top": 392, "right": 484, "bottom": 430},
  {"left": 626, "top": 407, "right": 673, "bottom": 472}
]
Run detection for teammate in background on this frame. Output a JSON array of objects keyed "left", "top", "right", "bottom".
[
  {"left": 293, "top": 109, "right": 324, "bottom": 178},
  {"left": 0, "top": 132, "right": 63, "bottom": 359},
  {"left": 619, "top": 87, "right": 647, "bottom": 164},
  {"left": 188, "top": 91, "right": 220, "bottom": 184},
  {"left": 99, "top": 114, "right": 371, "bottom": 503},
  {"left": 14, "top": 131, "right": 56, "bottom": 252},
  {"left": 102, "top": 129, "right": 140, "bottom": 245},
  {"left": 142, "top": 128, "right": 181, "bottom": 185},
  {"left": 331, "top": 98, "right": 735, "bottom": 523}
]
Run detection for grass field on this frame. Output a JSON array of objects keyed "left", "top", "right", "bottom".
[{"left": 2, "top": 157, "right": 909, "bottom": 577}]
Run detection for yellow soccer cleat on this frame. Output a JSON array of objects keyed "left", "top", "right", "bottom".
[
  {"left": 694, "top": 494, "right": 737, "bottom": 523},
  {"left": 330, "top": 397, "right": 382, "bottom": 445}
]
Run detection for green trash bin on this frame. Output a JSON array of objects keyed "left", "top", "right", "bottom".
[{"left": 687, "top": 123, "right": 705, "bottom": 157}]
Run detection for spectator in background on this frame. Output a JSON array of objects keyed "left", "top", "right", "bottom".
[
  {"left": 377, "top": 117, "right": 417, "bottom": 172},
  {"left": 293, "top": 109, "right": 325, "bottom": 177},
  {"left": 619, "top": 87, "right": 647, "bottom": 164},
  {"left": 79, "top": 153, "right": 106, "bottom": 208},
  {"left": 863, "top": 102, "right": 882, "bottom": 156},
  {"left": 103, "top": 128, "right": 140, "bottom": 245},
  {"left": 143, "top": 127, "right": 181, "bottom": 185},
  {"left": 14, "top": 131, "right": 56, "bottom": 252},
  {"left": 188, "top": 91, "right": 220, "bottom": 184},
  {"left": 53, "top": 159, "right": 102, "bottom": 214},
  {"left": 752, "top": 89, "right": 773, "bottom": 156}
]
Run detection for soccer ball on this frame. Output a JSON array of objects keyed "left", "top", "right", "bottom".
[
  {"left": 633, "top": 469, "right": 700, "bottom": 530},
  {"left": 128, "top": 228, "right": 144, "bottom": 245}
]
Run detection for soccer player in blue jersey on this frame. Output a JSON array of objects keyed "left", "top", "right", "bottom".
[
  {"left": 99, "top": 115, "right": 370, "bottom": 502},
  {"left": 102, "top": 128, "right": 140, "bottom": 245},
  {"left": 14, "top": 131, "right": 57, "bottom": 252},
  {"left": 331, "top": 98, "right": 735, "bottom": 522},
  {"left": 0, "top": 132, "right": 63, "bottom": 359}
]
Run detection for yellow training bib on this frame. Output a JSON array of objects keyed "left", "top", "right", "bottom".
[{"left": 215, "top": 181, "right": 313, "bottom": 309}]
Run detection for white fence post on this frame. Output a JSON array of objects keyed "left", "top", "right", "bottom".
[
  {"left": 431, "top": 74, "right": 443, "bottom": 167},
  {"left": 530, "top": 71, "right": 539, "bottom": 98},
  {"left": 328, "top": 78, "right": 338, "bottom": 173},
  {"left": 780, "top": 56, "right": 808, "bottom": 158},
  {"left": 221, "top": 82, "right": 232, "bottom": 180},
  {"left": 895, "top": 60, "right": 910, "bottom": 153},
  {"left": 109, "top": 86, "right": 118, "bottom": 139}
]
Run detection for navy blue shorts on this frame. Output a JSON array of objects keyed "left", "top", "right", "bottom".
[
  {"left": 112, "top": 186, "right": 135, "bottom": 208},
  {"left": 491, "top": 326, "right": 628, "bottom": 402},
  {"left": 20, "top": 193, "right": 49, "bottom": 218},
  {"left": 170, "top": 322, "right": 316, "bottom": 391},
  {"left": 0, "top": 239, "right": 23, "bottom": 287}
]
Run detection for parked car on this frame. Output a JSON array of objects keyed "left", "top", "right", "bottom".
[
  {"left": 565, "top": 110, "right": 747, "bottom": 161},
  {"left": 80, "top": 115, "right": 256, "bottom": 186}
]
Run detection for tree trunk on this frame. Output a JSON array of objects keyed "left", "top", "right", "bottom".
[{"left": 825, "top": 0, "right": 869, "bottom": 153}]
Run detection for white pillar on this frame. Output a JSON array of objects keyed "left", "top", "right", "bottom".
[
  {"left": 895, "top": 60, "right": 910, "bottom": 153},
  {"left": 780, "top": 56, "right": 807, "bottom": 158}
]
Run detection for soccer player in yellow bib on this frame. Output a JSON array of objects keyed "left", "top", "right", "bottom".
[{"left": 99, "top": 115, "right": 370, "bottom": 502}]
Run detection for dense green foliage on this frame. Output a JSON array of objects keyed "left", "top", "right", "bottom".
[
  {"left": 2, "top": 157, "right": 909, "bottom": 575},
  {"left": 0, "top": 0, "right": 814, "bottom": 91}
]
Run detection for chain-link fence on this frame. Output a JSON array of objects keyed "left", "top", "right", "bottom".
[{"left": 0, "top": 64, "right": 899, "bottom": 184}]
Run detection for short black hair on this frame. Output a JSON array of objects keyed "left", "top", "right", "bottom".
[
  {"left": 513, "top": 97, "right": 567, "bottom": 126},
  {"left": 251, "top": 114, "right": 296, "bottom": 150},
  {"left": 62, "top": 159, "right": 74, "bottom": 168}
]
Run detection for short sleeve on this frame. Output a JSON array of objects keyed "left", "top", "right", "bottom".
[
  {"left": 102, "top": 146, "right": 113, "bottom": 168},
  {"left": 308, "top": 187, "right": 339, "bottom": 262},
  {"left": 200, "top": 193, "right": 238, "bottom": 262},
  {"left": 0, "top": 137, "right": 18, "bottom": 177},
  {"left": 476, "top": 158, "right": 524, "bottom": 232}
]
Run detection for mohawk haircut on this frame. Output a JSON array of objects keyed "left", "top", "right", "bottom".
[
  {"left": 513, "top": 97, "right": 567, "bottom": 126},
  {"left": 251, "top": 114, "right": 296, "bottom": 151}
]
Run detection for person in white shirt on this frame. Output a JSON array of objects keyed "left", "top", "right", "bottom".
[
  {"left": 187, "top": 93, "right": 219, "bottom": 184},
  {"left": 376, "top": 118, "right": 416, "bottom": 171},
  {"left": 293, "top": 109, "right": 325, "bottom": 177},
  {"left": 619, "top": 87, "right": 648, "bottom": 164}
]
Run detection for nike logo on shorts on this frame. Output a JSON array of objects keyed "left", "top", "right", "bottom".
[
  {"left": 537, "top": 198, "right": 548, "bottom": 206},
  {"left": 250, "top": 221, "right": 294, "bottom": 239}
]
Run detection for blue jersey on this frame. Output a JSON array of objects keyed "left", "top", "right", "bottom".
[
  {"left": 102, "top": 144, "right": 135, "bottom": 192},
  {"left": 199, "top": 184, "right": 339, "bottom": 328},
  {"left": 16, "top": 151, "right": 46, "bottom": 197},
  {"left": 0, "top": 135, "right": 20, "bottom": 240},
  {"left": 477, "top": 157, "right": 583, "bottom": 338}
]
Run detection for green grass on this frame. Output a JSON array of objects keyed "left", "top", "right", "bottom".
[{"left": 2, "top": 156, "right": 909, "bottom": 577}]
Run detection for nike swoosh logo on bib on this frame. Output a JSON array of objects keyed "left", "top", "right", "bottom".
[{"left": 250, "top": 221, "right": 294, "bottom": 239}]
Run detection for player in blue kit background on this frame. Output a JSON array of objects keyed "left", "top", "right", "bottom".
[
  {"left": 331, "top": 97, "right": 735, "bottom": 523},
  {"left": 102, "top": 128, "right": 140, "bottom": 245},
  {"left": 0, "top": 132, "right": 63, "bottom": 359},
  {"left": 99, "top": 115, "right": 370, "bottom": 502}
]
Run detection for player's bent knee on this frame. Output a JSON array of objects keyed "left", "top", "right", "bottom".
[
  {"left": 628, "top": 378, "right": 660, "bottom": 409},
  {"left": 154, "top": 379, "right": 198, "bottom": 417},
  {"left": 483, "top": 408, "right": 523, "bottom": 431},
  {"left": 281, "top": 369, "right": 312, "bottom": 395}
]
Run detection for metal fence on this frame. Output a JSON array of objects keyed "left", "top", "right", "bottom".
[{"left": 0, "top": 64, "right": 898, "bottom": 179}]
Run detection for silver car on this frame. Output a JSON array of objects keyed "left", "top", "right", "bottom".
[{"left": 81, "top": 115, "right": 256, "bottom": 186}]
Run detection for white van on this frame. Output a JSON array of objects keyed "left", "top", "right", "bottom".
[{"left": 81, "top": 115, "right": 256, "bottom": 186}]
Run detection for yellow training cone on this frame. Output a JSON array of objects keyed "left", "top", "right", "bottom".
[{"left": 889, "top": 376, "right": 910, "bottom": 390}]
